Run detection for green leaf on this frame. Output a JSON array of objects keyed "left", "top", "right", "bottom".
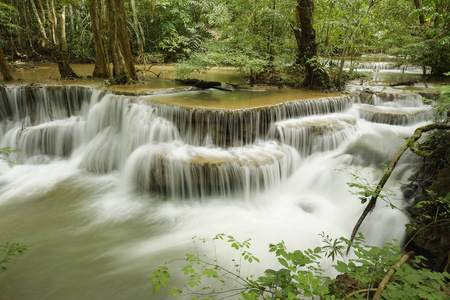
[
  {"left": 278, "top": 258, "right": 289, "bottom": 268},
  {"left": 152, "top": 281, "right": 161, "bottom": 293}
]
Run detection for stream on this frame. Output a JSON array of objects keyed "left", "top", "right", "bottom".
[{"left": 0, "top": 64, "right": 441, "bottom": 299}]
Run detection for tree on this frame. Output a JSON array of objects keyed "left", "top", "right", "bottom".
[
  {"left": 106, "top": 0, "right": 136, "bottom": 83},
  {"left": 0, "top": 44, "right": 13, "bottom": 81},
  {"left": 293, "top": 0, "right": 330, "bottom": 89},
  {"left": 88, "top": 0, "right": 111, "bottom": 78}
]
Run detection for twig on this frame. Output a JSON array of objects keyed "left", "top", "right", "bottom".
[
  {"left": 373, "top": 251, "right": 415, "bottom": 300},
  {"left": 345, "top": 288, "right": 378, "bottom": 298}
]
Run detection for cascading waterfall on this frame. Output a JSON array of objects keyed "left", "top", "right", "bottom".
[
  {"left": 147, "top": 95, "right": 354, "bottom": 147},
  {"left": 0, "top": 83, "right": 433, "bottom": 300},
  {"left": 268, "top": 113, "right": 357, "bottom": 156},
  {"left": 125, "top": 141, "right": 299, "bottom": 200},
  {"left": 325, "top": 60, "right": 431, "bottom": 73},
  {"left": 0, "top": 85, "right": 354, "bottom": 198}
]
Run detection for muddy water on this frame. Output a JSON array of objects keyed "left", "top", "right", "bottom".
[
  {"left": 9, "top": 63, "right": 241, "bottom": 86},
  {"left": 146, "top": 88, "right": 341, "bottom": 109}
]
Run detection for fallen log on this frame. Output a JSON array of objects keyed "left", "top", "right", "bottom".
[
  {"left": 175, "top": 78, "right": 231, "bottom": 91},
  {"left": 389, "top": 79, "right": 418, "bottom": 87}
]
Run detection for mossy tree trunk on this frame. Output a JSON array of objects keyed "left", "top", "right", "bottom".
[
  {"left": 88, "top": 0, "right": 111, "bottom": 78},
  {"left": 53, "top": 44, "right": 79, "bottom": 80},
  {"left": 106, "top": 0, "right": 136, "bottom": 84}
]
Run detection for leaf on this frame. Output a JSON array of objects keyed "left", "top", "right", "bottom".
[
  {"left": 152, "top": 281, "right": 161, "bottom": 293},
  {"left": 278, "top": 258, "right": 289, "bottom": 268}
]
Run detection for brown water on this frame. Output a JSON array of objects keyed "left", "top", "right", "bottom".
[
  {"left": 145, "top": 88, "right": 341, "bottom": 109},
  {"left": 9, "top": 63, "right": 241, "bottom": 86},
  {"left": 8, "top": 63, "right": 340, "bottom": 110}
]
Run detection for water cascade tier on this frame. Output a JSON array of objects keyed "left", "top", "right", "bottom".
[
  {"left": 0, "top": 84, "right": 434, "bottom": 199},
  {"left": 356, "top": 104, "right": 434, "bottom": 125},
  {"left": 0, "top": 82, "right": 436, "bottom": 299},
  {"left": 268, "top": 114, "right": 357, "bottom": 156},
  {"left": 126, "top": 141, "right": 299, "bottom": 199},
  {"left": 147, "top": 95, "right": 353, "bottom": 147},
  {"left": 326, "top": 61, "right": 431, "bottom": 73}
]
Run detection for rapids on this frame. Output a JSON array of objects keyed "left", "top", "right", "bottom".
[{"left": 0, "top": 79, "right": 436, "bottom": 299}]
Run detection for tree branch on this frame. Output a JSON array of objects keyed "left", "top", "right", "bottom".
[
  {"left": 373, "top": 251, "right": 415, "bottom": 300},
  {"left": 348, "top": 123, "right": 450, "bottom": 250}
]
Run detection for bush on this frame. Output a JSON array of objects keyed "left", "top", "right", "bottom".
[{"left": 150, "top": 233, "right": 450, "bottom": 299}]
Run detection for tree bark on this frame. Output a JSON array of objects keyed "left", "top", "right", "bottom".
[
  {"left": 60, "top": 5, "right": 67, "bottom": 52},
  {"left": 106, "top": 0, "right": 129, "bottom": 83},
  {"left": 294, "top": 0, "right": 329, "bottom": 89},
  {"left": 413, "top": 0, "right": 425, "bottom": 25},
  {"left": 336, "top": 0, "right": 379, "bottom": 86},
  {"left": 129, "top": 0, "right": 143, "bottom": 53},
  {"left": 114, "top": 0, "right": 136, "bottom": 79},
  {"left": 53, "top": 45, "right": 80, "bottom": 80},
  {"left": 89, "top": 0, "right": 111, "bottom": 78},
  {"left": 106, "top": 0, "right": 136, "bottom": 83},
  {"left": 0, "top": 45, "right": 14, "bottom": 81},
  {"left": 30, "top": 0, "right": 47, "bottom": 47}
]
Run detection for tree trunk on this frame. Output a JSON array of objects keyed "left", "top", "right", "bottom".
[
  {"left": 294, "top": 0, "right": 329, "bottom": 89},
  {"left": 60, "top": 5, "right": 67, "bottom": 52},
  {"left": 45, "top": 0, "right": 57, "bottom": 44},
  {"left": 336, "top": 0, "right": 379, "bottom": 86},
  {"left": 30, "top": 0, "right": 47, "bottom": 47},
  {"left": 106, "top": 0, "right": 129, "bottom": 83},
  {"left": 106, "top": 0, "right": 136, "bottom": 83},
  {"left": 114, "top": 0, "right": 137, "bottom": 79},
  {"left": 37, "top": 0, "right": 45, "bottom": 24},
  {"left": 413, "top": 0, "right": 425, "bottom": 25},
  {"left": 88, "top": 0, "right": 111, "bottom": 78},
  {"left": 53, "top": 45, "right": 79, "bottom": 80},
  {"left": 129, "top": 0, "right": 143, "bottom": 53},
  {"left": 0, "top": 45, "right": 14, "bottom": 81}
]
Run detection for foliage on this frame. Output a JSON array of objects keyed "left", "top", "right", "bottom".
[
  {"left": 409, "top": 190, "right": 450, "bottom": 230},
  {"left": 341, "top": 168, "right": 396, "bottom": 207},
  {"left": 150, "top": 233, "right": 450, "bottom": 299},
  {"left": 0, "top": 241, "right": 27, "bottom": 272},
  {"left": 431, "top": 84, "right": 450, "bottom": 119},
  {"left": 0, "top": 146, "right": 19, "bottom": 167}
]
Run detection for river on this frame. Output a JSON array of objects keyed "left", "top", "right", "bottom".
[{"left": 0, "top": 64, "right": 439, "bottom": 299}]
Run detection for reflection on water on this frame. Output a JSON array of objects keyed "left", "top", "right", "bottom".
[
  {"left": 9, "top": 63, "right": 242, "bottom": 87},
  {"left": 147, "top": 88, "right": 341, "bottom": 109}
]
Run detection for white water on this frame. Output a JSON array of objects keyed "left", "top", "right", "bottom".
[{"left": 0, "top": 85, "right": 432, "bottom": 299}]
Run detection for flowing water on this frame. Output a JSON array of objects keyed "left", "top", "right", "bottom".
[{"left": 0, "top": 66, "right": 438, "bottom": 299}]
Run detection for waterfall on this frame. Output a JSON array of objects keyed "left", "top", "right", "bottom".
[
  {"left": 148, "top": 95, "right": 354, "bottom": 147},
  {"left": 124, "top": 141, "right": 299, "bottom": 200},
  {"left": 0, "top": 84, "right": 433, "bottom": 300},
  {"left": 268, "top": 113, "right": 357, "bottom": 156},
  {"left": 324, "top": 60, "right": 431, "bottom": 73}
]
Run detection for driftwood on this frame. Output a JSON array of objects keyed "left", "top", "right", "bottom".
[
  {"left": 175, "top": 78, "right": 233, "bottom": 91},
  {"left": 389, "top": 79, "right": 418, "bottom": 87}
]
